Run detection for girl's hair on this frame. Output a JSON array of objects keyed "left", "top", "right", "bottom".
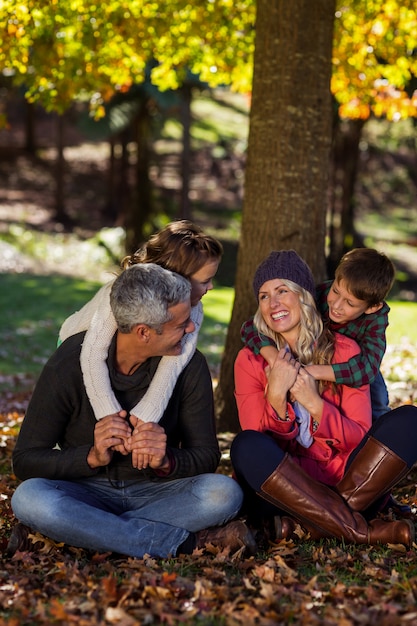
[
  {"left": 254, "top": 279, "right": 336, "bottom": 394},
  {"left": 121, "top": 220, "right": 223, "bottom": 278}
]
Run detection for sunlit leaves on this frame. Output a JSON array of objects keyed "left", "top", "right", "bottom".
[
  {"left": 0, "top": 0, "right": 255, "bottom": 114},
  {"left": 333, "top": 0, "right": 417, "bottom": 119},
  {"left": 0, "top": 0, "right": 415, "bottom": 120}
]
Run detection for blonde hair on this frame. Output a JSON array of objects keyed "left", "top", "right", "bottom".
[
  {"left": 254, "top": 279, "right": 336, "bottom": 394},
  {"left": 121, "top": 220, "right": 223, "bottom": 279}
]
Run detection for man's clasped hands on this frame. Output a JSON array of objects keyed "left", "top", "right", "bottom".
[{"left": 87, "top": 412, "right": 169, "bottom": 473}]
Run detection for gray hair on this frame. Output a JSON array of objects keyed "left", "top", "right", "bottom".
[{"left": 110, "top": 263, "right": 191, "bottom": 333}]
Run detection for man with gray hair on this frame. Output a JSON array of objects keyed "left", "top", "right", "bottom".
[{"left": 9, "top": 263, "right": 254, "bottom": 558}]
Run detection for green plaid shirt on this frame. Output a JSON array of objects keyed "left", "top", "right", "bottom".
[{"left": 241, "top": 279, "right": 389, "bottom": 387}]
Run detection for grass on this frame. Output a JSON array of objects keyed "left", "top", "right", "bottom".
[
  {"left": 0, "top": 272, "right": 234, "bottom": 388},
  {"left": 0, "top": 267, "right": 416, "bottom": 398},
  {"left": 196, "top": 286, "right": 234, "bottom": 375},
  {"left": 0, "top": 273, "right": 232, "bottom": 376},
  {"left": 386, "top": 301, "right": 417, "bottom": 345},
  {"left": 0, "top": 273, "right": 101, "bottom": 381}
]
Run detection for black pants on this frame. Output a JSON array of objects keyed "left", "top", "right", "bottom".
[{"left": 230, "top": 404, "right": 417, "bottom": 520}]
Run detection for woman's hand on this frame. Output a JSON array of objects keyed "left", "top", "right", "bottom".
[
  {"left": 266, "top": 348, "right": 300, "bottom": 417},
  {"left": 290, "top": 368, "right": 324, "bottom": 419}
]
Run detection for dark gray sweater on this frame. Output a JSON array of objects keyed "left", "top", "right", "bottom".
[{"left": 13, "top": 332, "right": 220, "bottom": 482}]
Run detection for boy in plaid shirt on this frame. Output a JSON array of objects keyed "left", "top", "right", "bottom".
[{"left": 241, "top": 247, "right": 395, "bottom": 422}]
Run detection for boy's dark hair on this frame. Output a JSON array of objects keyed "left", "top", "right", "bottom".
[{"left": 335, "top": 248, "right": 395, "bottom": 306}]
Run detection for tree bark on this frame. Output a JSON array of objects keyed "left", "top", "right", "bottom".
[
  {"left": 104, "top": 137, "right": 119, "bottom": 223},
  {"left": 327, "top": 117, "right": 366, "bottom": 276},
  {"left": 179, "top": 82, "right": 192, "bottom": 220},
  {"left": 216, "top": 0, "right": 336, "bottom": 431},
  {"left": 24, "top": 101, "right": 36, "bottom": 154},
  {"left": 55, "top": 113, "right": 66, "bottom": 224},
  {"left": 115, "top": 128, "right": 131, "bottom": 232},
  {"left": 125, "top": 104, "right": 153, "bottom": 253}
]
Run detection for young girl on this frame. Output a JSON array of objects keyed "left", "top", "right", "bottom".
[{"left": 59, "top": 220, "right": 223, "bottom": 423}]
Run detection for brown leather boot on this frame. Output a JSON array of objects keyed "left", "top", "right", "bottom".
[
  {"left": 195, "top": 520, "right": 257, "bottom": 554},
  {"left": 258, "top": 454, "right": 414, "bottom": 547},
  {"left": 336, "top": 436, "right": 410, "bottom": 512},
  {"left": 274, "top": 515, "right": 298, "bottom": 541},
  {"left": 367, "top": 518, "right": 414, "bottom": 546}
]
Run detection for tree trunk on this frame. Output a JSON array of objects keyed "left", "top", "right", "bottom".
[
  {"left": 104, "top": 136, "right": 119, "bottom": 223},
  {"left": 55, "top": 113, "right": 67, "bottom": 224},
  {"left": 125, "top": 104, "right": 153, "bottom": 253},
  {"left": 24, "top": 101, "right": 36, "bottom": 154},
  {"left": 327, "top": 117, "right": 366, "bottom": 276},
  {"left": 111, "top": 129, "right": 131, "bottom": 233},
  {"left": 215, "top": 0, "right": 336, "bottom": 432},
  {"left": 179, "top": 83, "right": 192, "bottom": 220}
]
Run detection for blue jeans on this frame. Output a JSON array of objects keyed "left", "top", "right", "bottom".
[
  {"left": 11, "top": 473, "right": 243, "bottom": 558},
  {"left": 370, "top": 371, "right": 390, "bottom": 421}
]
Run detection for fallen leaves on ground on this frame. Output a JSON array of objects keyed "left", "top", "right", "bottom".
[{"left": 1, "top": 406, "right": 417, "bottom": 625}]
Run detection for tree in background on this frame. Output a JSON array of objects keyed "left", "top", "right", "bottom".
[
  {"left": 328, "top": 0, "right": 417, "bottom": 271},
  {"left": 2, "top": 1, "right": 416, "bottom": 247},
  {"left": 0, "top": 0, "right": 255, "bottom": 239},
  {"left": 215, "top": 0, "right": 336, "bottom": 430}
]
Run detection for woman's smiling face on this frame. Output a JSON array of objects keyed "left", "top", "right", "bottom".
[{"left": 258, "top": 279, "right": 301, "bottom": 342}]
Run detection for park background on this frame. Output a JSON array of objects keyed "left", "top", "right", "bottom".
[{"left": 1, "top": 1, "right": 417, "bottom": 624}]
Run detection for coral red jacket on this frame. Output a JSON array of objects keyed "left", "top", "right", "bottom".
[{"left": 234, "top": 333, "right": 371, "bottom": 486}]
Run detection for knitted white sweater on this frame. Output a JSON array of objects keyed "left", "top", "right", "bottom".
[{"left": 59, "top": 280, "right": 203, "bottom": 421}]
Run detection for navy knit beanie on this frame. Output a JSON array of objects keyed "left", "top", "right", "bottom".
[{"left": 253, "top": 250, "right": 316, "bottom": 299}]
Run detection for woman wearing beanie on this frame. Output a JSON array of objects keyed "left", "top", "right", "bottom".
[{"left": 230, "top": 249, "right": 417, "bottom": 547}]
